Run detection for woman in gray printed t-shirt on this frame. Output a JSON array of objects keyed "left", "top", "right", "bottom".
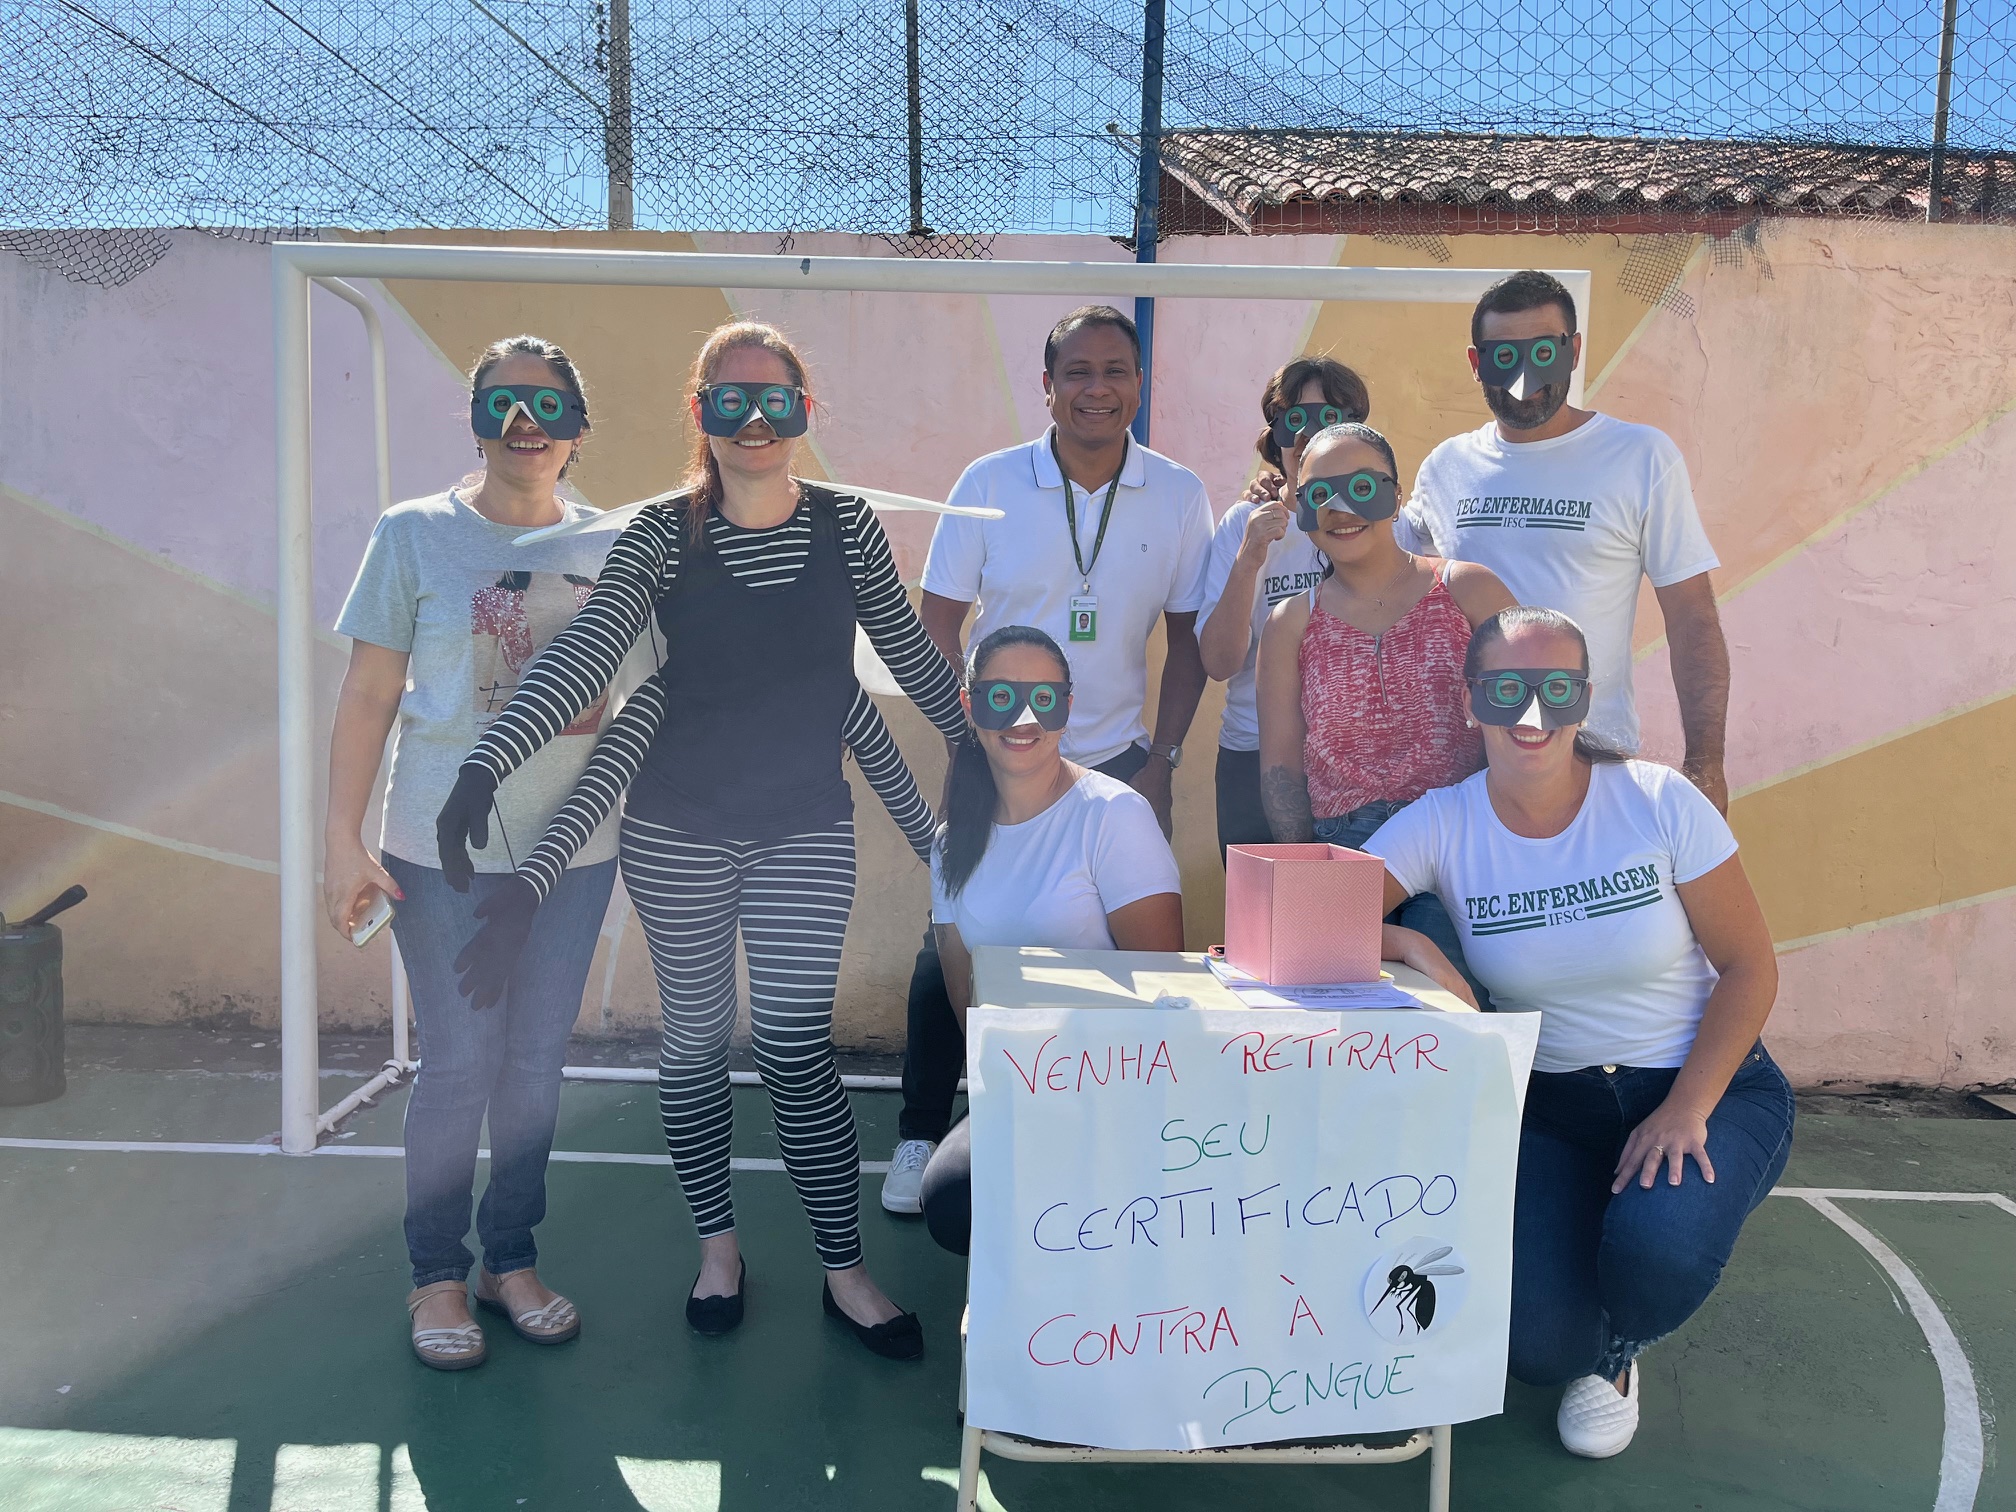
[{"left": 325, "top": 334, "right": 626, "bottom": 1372}]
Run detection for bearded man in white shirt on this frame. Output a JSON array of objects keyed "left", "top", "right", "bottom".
[
  {"left": 1397, "top": 270, "right": 1732, "bottom": 812},
  {"left": 879, "top": 305, "right": 1215, "bottom": 1214}
]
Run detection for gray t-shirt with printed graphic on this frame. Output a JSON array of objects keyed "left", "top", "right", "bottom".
[{"left": 336, "top": 489, "right": 638, "bottom": 873}]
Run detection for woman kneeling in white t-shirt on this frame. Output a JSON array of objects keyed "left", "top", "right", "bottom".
[
  {"left": 1364, "top": 606, "right": 1791, "bottom": 1462},
  {"left": 917, "top": 625, "right": 1184, "bottom": 1253}
]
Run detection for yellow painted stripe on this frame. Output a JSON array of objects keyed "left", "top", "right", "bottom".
[
  {"left": 1635, "top": 385, "right": 2016, "bottom": 660},
  {"left": 1732, "top": 691, "right": 2016, "bottom": 942},
  {"left": 0, "top": 789, "right": 279, "bottom": 874},
  {"left": 1774, "top": 882, "right": 2016, "bottom": 956},
  {"left": 1732, "top": 682, "right": 2016, "bottom": 801},
  {"left": 1, "top": 484, "right": 346, "bottom": 649}
]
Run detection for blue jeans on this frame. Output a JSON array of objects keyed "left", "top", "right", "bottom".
[
  {"left": 1510, "top": 1043, "right": 1795, "bottom": 1385},
  {"left": 1314, "top": 798, "right": 1491, "bottom": 1009},
  {"left": 383, "top": 853, "right": 618, "bottom": 1289}
]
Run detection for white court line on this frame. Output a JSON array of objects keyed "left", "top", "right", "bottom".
[
  {"left": 0, "top": 1140, "right": 1993, "bottom": 1198},
  {"left": 0, "top": 1137, "right": 889, "bottom": 1173},
  {"left": 1791, "top": 1193, "right": 1986, "bottom": 1512},
  {"left": 1777, "top": 1186, "right": 2016, "bottom": 1218},
  {"left": 0, "top": 1139, "right": 1996, "bottom": 1507}
]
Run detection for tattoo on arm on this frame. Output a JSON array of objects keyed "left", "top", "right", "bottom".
[{"left": 1261, "top": 764, "right": 1315, "bottom": 843}]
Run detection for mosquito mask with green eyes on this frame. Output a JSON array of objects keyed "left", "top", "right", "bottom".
[
  {"left": 1467, "top": 668, "right": 1592, "bottom": 730},
  {"left": 968, "top": 678, "right": 1072, "bottom": 732}
]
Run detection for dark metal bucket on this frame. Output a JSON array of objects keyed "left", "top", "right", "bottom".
[{"left": 0, "top": 921, "right": 65, "bottom": 1106}]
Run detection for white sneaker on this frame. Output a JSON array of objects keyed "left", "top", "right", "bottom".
[
  {"left": 880, "top": 1139, "right": 937, "bottom": 1215},
  {"left": 1557, "top": 1361, "right": 1639, "bottom": 1459}
]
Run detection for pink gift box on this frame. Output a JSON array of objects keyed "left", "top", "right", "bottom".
[{"left": 1223, "top": 843, "right": 1386, "bottom": 985}]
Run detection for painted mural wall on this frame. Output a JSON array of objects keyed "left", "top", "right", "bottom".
[{"left": 3, "top": 221, "right": 2011, "bottom": 1088}]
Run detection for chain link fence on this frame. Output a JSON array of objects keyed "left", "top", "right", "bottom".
[{"left": 7, "top": 0, "right": 2015, "bottom": 282}]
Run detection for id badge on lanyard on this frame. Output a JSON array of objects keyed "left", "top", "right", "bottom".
[{"left": 1059, "top": 435, "right": 1124, "bottom": 647}]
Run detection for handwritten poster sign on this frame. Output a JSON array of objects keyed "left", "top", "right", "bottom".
[{"left": 966, "top": 1006, "right": 1540, "bottom": 1451}]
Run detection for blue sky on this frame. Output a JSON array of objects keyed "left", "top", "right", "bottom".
[{"left": 7, "top": 0, "right": 2011, "bottom": 233}]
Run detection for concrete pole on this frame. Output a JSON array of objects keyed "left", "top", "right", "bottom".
[
  {"left": 1926, "top": 0, "right": 1959, "bottom": 222},
  {"left": 606, "top": 0, "right": 635, "bottom": 230}
]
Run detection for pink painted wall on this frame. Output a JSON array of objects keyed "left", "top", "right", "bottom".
[{"left": 4, "top": 222, "right": 2013, "bottom": 1088}]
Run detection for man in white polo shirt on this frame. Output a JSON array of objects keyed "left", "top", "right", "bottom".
[
  {"left": 1399, "top": 270, "right": 1732, "bottom": 811},
  {"left": 880, "top": 304, "right": 1214, "bottom": 1213}
]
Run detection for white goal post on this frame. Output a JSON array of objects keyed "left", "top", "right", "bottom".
[{"left": 272, "top": 241, "right": 1593, "bottom": 1156}]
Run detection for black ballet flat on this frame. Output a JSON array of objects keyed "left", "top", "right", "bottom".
[
  {"left": 822, "top": 1280, "right": 924, "bottom": 1361},
  {"left": 685, "top": 1259, "right": 746, "bottom": 1336}
]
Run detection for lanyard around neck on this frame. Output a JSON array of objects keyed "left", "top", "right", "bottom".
[{"left": 1053, "top": 432, "right": 1126, "bottom": 590}]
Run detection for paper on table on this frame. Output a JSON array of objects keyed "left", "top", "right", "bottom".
[
  {"left": 1227, "top": 980, "right": 1424, "bottom": 1009},
  {"left": 1204, "top": 951, "right": 1423, "bottom": 1010}
]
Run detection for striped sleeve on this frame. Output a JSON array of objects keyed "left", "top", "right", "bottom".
[
  {"left": 834, "top": 492, "right": 966, "bottom": 742},
  {"left": 518, "top": 673, "right": 667, "bottom": 900},
  {"left": 465, "top": 507, "right": 680, "bottom": 783},
  {"left": 842, "top": 686, "right": 935, "bottom": 862}
]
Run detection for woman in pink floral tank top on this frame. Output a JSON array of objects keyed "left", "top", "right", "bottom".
[{"left": 1256, "top": 422, "right": 1516, "bottom": 1004}]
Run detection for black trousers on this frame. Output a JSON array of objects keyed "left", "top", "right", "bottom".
[
  {"left": 896, "top": 742, "right": 1150, "bottom": 1143},
  {"left": 1213, "top": 745, "right": 1273, "bottom": 857}
]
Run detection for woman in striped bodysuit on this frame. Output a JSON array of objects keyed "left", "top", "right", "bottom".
[{"left": 438, "top": 322, "right": 964, "bottom": 1359}]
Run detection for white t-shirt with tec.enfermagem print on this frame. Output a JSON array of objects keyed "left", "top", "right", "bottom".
[
  {"left": 1396, "top": 413, "right": 1719, "bottom": 754},
  {"left": 921, "top": 431, "right": 1214, "bottom": 768},
  {"left": 930, "top": 771, "right": 1181, "bottom": 952},
  {"left": 1199, "top": 499, "right": 1328, "bottom": 752},
  {"left": 1364, "top": 759, "right": 1739, "bottom": 1075}
]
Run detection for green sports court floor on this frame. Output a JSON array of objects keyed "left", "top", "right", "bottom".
[{"left": 1, "top": 1029, "right": 2010, "bottom": 1512}]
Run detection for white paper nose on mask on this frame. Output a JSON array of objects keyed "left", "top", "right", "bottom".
[
  {"left": 1516, "top": 697, "right": 1547, "bottom": 730},
  {"left": 1506, "top": 371, "right": 1531, "bottom": 401},
  {"left": 1007, "top": 708, "right": 1043, "bottom": 732},
  {"left": 496, "top": 400, "right": 540, "bottom": 436}
]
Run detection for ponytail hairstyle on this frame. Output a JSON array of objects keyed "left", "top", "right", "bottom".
[
  {"left": 680, "top": 320, "right": 813, "bottom": 549},
  {"left": 469, "top": 333, "right": 590, "bottom": 479},
  {"left": 1256, "top": 355, "right": 1371, "bottom": 470},
  {"left": 937, "top": 625, "right": 1074, "bottom": 898},
  {"left": 1462, "top": 605, "right": 1626, "bottom": 765}
]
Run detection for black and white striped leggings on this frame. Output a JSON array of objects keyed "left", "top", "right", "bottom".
[{"left": 619, "top": 813, "right": 864, "bottom": 1268}]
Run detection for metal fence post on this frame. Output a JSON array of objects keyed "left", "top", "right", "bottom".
[
  {"left": 906, "top": 0, "right": 928, "bottom": 234},
  {"left": 1131, "top": 0, "right": 1167, "bottom": 445},
  {"left": 274, "top": 253, "right": 320, "bottom": 1155},
  {"left": 1927, "top": 0, "right": 1959, "bottom": 222}
]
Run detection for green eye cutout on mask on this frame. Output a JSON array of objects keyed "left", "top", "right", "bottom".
[
  {"left": 1296, "top": 470, "right": 1398, "bottom": 530},
  {"left": 1269, "top": 402, "right": 1350, "bottom": 450},
  {"left": 1467, "top": 667, "right": 1591, "bottom": 729},
  {"left": 1477, "top": 334, "right": 1574, "bottom": 402},
  {"left": 471, "top": 384, "right": 587, "bottom": 440},
  {"left": 696, "top": 382, "right": 809, "bottom": 438},
  {"left": 970, "top": 679, "right": 1071, "bottom": 732}
]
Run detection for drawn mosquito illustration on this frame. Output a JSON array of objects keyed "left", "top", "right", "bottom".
[{"left": 1371, "top": 1246, "right": 1465, "bottom": 1334}]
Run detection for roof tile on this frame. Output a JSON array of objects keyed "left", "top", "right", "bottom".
[{"left": 1157, "top": 132, "right": 2016, "bottom": 222}]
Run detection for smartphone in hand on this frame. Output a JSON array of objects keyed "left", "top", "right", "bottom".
[{"left": 350, "top": 892, "right": 395, "bottom": 948}]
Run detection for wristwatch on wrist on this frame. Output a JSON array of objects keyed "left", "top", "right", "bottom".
[{"left": 1149, "top": 742, "right": 1184, "bottom": 770}]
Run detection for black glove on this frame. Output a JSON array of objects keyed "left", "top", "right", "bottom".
[
  {"left": 453, "top": 874, "right": 539, "bottom": 1011},
  {"left": 435, "top": 765, "right": 498, "bottom": 893}
]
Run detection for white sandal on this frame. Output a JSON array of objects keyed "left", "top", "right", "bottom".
[
  {"left": 407, "top": 1280, "right": 486, "bottom": 1371},
  {"left": 475, "top": 1269, "right": 581, "bottom": 1344}
]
